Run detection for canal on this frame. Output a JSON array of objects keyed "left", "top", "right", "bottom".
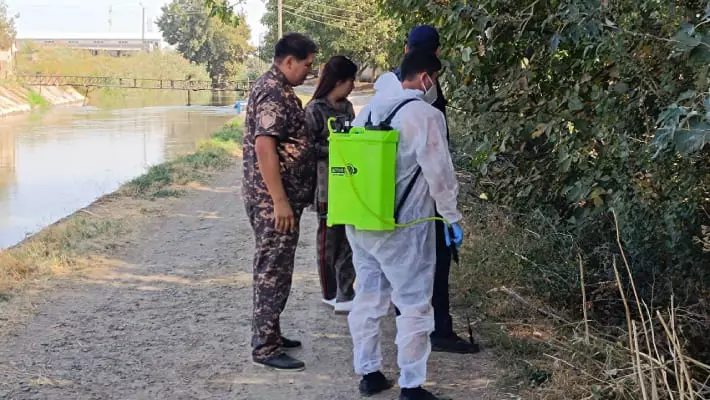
[{"left": 0, "top": 92, "right": 239, "bottom": 248}]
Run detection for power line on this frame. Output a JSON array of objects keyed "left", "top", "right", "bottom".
[
  {"left": 281, "top": 8, "right": 346, "bottom": 30},
  {"left": 288, "top": 0, "right": 367, "bottom": 17},
  {"left": 281, "top": 5, "right": 368, "bottom": 30},
  {"left": 281, "top": 5, "right": 364, "bottom": 26},
  {"left": 282, "top": 4, "right": 371, "bottom": 22},
  {"left": 279, "top": 3, "right": 370, "bottom": 25},
  {"left": 284, "top": 2, "right": 370, "bottom": 21}
]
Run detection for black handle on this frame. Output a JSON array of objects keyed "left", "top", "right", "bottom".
[{"left": 448, "top": 225, "right": 459, "bottom": 264}]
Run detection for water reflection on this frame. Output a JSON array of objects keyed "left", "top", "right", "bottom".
[
  {"left": 0, "top": 103, "right": 237, "bottom": 249},
  {"left": 0, "top": 132, "right": 16, "bottom": 228}
]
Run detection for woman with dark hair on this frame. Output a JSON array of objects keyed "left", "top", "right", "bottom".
[{"left": 305, "top": 55, "right": 358, "bottom": 314}]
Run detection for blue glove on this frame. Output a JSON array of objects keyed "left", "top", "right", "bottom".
[{"left": 444, "top": 223, "right": 464, "bottom": 249}]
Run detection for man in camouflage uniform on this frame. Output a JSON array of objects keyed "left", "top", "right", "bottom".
[{"left": 242, "top": 33, "right": 318, "bottom": 371}]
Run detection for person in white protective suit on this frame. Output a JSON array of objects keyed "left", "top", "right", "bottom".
[{"left": 346, "top": 50, "right": 464, "bottom": 400}]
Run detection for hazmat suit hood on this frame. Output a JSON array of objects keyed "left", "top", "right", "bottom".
[{"left": 364, "top": 72, "right": 423, "bottom": 126}]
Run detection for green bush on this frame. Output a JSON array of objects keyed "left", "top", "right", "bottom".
[{"left": 383, "top": 0, "right": 710, "bottom": 360}]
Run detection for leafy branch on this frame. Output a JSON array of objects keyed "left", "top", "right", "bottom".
[{"left": 204, "top": 0, "right": 242, "bottom": 27}]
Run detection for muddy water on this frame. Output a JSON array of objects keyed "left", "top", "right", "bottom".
[{"left": 0, "top": 96, "right": 239, "bottom": 249}]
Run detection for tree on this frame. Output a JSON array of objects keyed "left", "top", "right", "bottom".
[
  {"left": 383, "top": 0, "right": 710, "bottom": 364},
  {"left": 0, "top": 0, "right": 16, "bottom": 50},
  {"left": 204, "top": 0, "right": 242, "bottom": 27},
  {"left": 157, "top": 0, "right": 252, "bottom": 84},
  {"left": 243, "top": 56, "right": 269, "bottom": 81},
  {"left": 260, "top": 0, "right": 397, "bottom": 78}
]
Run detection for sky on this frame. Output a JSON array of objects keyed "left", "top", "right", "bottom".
[{"left": 6, "top": 0, "right": 268, "bottom": 46}]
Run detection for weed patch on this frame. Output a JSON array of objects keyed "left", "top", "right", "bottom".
[
  {"left": 451, "top": 191, "right": 710, "bottom": 399},
  {"left": 0, "top": 216, "right": 124, "bottom": 295},
  {"left": 27, "top": 90, "right": 49, "bottom": 109}
]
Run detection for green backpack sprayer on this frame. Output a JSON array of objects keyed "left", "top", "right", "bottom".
[{"left": 325, "top": 98, "right": 452, "bottom": 243}]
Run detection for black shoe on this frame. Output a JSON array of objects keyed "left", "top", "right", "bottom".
[
  {"left": 281, "top": 336, "right": 302, "bottom": 348},
  {"left": 431, "top": 333, "right": 480, "bottom": 354},
  {"left": 252, "top": 353, "right": 305, "bottom": 371},
  {"left": 359, "top": 371, "right": 395, "bottom": 397},
  {"left": 400, "top": 387, "right": 449, "bottom": 400}
]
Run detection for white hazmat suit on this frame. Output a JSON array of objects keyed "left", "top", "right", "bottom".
[{"left": 346, "top": 72, "right": 462, "bottom": 389}]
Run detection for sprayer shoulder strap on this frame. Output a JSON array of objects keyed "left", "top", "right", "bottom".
[
  {"left": 382, "top": 98, "right": 422, "bottom": 224},
  {"left": 394, "top": 167, "right": 422, "bottom": 223},
  {"left": 363, "top": 97, "right": 422, "bottom": 223},
  {"left": 366, "top": 97, "right": 420, "bottom": 128}
]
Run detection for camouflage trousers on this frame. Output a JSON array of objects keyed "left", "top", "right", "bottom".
[
  {"left": 317, "top": 202, "right": 356, "bottom": 302},
  {"left": 246, "top": 200, "right": 303, "bottom": 361}
]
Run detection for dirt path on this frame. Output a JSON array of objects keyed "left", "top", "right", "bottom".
[{"left": 0, "top": 167, "right": 506, "bottom": 400}]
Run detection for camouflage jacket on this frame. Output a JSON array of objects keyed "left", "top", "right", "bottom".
[
  {"left": 241, "top": 65, "right": 317, "bottom": 208},
  {"left": 304, "top": 98, "right": 355, "bottom": 205}
]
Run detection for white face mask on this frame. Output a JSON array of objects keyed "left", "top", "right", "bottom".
[{"left": 420, "top": 75, "right": 437, "bottom": 104}]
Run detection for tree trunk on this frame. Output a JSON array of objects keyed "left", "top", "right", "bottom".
[{"left": 356, "top": 63, "right": 370, "bottom": 82}]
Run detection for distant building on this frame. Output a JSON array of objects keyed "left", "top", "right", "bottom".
[
  {"left": 0, "top": 42, "right": 16, "bottom": 78},
  {"left": 15, "top": 32, "right": 164, "bottom": 56}
]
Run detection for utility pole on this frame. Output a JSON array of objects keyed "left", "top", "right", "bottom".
[
  {"left": 260, "top": 33, "right": 265, "bottom": 70},
  {"left": 140, "top": 2, "right": 146, "bottom": 52},
  {"left": 278, "top": 0, "right": 283, "bottom": 38},
  {"left": 108, "top": 5, "right": 113, "bottom": 32}
]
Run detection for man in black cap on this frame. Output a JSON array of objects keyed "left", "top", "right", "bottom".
[{"left": 394, "top": 25, "right": 480, "bottom": 355}]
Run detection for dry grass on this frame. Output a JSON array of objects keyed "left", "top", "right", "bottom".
[
  {"left": 451, "top": 190, "right": 710, "bottom": 399},
  {"left": 0, "top": 215, "right": 124, "bottom": 295},
  {"left": 695, "top": 225, "right": 710, "bottom": 253}
]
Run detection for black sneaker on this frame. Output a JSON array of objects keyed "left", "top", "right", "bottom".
[
  {"left": 359, "top": 371, "right": 395, "bottom": 397},
  {"left": 431, "top": 333, "right": 480, "bottom": 354},
  {"left": 400, "top": 387, "right": 449, "bottom": 400},
  {"left": 252, "top": 353, "right": 305, "bottom": 371},
  {"left": 281, "top": 336, "right": 302, "bottom": 349}
]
